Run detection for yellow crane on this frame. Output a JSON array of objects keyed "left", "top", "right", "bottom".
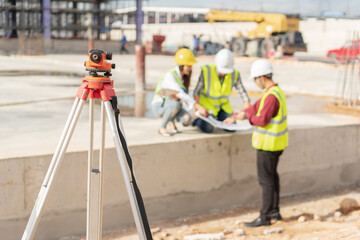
[{"left": 206, "top": 10, "right": 307, "bottom": 57}]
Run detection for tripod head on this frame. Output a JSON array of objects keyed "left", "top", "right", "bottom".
[{"left": 84, "top": 49, "right": 116, "bottom": 77}]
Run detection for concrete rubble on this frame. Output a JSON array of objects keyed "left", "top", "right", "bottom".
[
  {"left": 334, "top": 211, "right": 342, "bottom": 221},
  {"left": 297, "top": 216, "right": 306, "bottom": 222},
  {"left": 234, "top": 229, "right": 245, "bottom": 236},
  {"left": 183, "top": 232, "right": 224, "bottom": 240},
  {"left": 339, "top": 198, "right": 360, "bottom": 215},
  {"left": 151, "top": 227, "right": 162, "bottom": 234},
  {"left": 345, "top": 215, "right": 359, "bottom": 222},
  {"left": 263, "top": 227, "right": 284, "bottom": 235}
]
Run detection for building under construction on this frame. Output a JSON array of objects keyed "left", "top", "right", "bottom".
[{"left": 0, "top": 0, "right": 133, "bottom": 40}]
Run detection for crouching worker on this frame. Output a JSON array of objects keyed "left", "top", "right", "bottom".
[
  {"left": 151, "top": 48, "right": 208, "bottom": 136},
  {"left": 224, "top": 59, "right": 288, "bottom": 227}
]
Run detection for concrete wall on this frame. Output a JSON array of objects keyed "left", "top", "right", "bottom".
[
  {"left": 1, "top": 124, "right": 360, "bottom": 240},
  {"left": 300, "top": 18, "right": 360, "bottom": 55}
]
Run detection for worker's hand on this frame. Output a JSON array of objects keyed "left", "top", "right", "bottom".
[
  {"left": 223, "top": 117, "right": 235, "bottom": 125},
  {"left": 198, "top": 106, "right": 209, "bottom": 117},
  {"left": 223, "top": 111, "right": 245, "bottom": 124},
  {"left": 194, "top": 95, "right": 200, "bottom": 104},
  {"left": 236, "top": 111, "right": 246, "bottom": 121},
  {"left": 194, "top": 103, "right": 208, "bottom": 117},
  {"left": 243, "top": 101, "right": 251, "bottom": 109},
  {"left": 170, "top": 93, "right": 179, "bottom": 101}
]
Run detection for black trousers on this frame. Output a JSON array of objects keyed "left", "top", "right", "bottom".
[{"left": 256, "top": 149, "right": 283, "bottom": 218}]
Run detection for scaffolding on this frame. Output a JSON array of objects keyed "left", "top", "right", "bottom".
[{"left": 0, "top": 0, "right": 136, "bottom": 39}]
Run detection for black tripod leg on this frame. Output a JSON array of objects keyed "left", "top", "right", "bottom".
[{"left": 103, "top": 100, "right": 151, "bottom": 240}]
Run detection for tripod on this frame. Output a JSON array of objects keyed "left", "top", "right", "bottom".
[{"left": 22, "top": 50, "right": 153, "bottom": 240}]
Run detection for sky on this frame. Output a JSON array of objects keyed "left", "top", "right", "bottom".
[{"left": 145, "top": 0, "right": 360, "bottom": 17}]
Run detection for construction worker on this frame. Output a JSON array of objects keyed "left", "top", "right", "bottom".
[
  {"left": 224, "top": 59, "right": 288, "bottom": 227},
  {"left": 151, "top": 48, "right": 208, "bottom": 136},
  {"left": 193, "top": 48, "right": 250, "bottom": 133},
  {"left": 120, "top": 32, "right": 129, "bottom": 54}
]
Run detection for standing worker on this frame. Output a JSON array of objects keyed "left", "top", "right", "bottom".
[
  {"left": 193, "top": 48, "right": 250, "bottom": 133},
  {"left": 192, "top": 34, "right": 203, "bottom": 56},
  {"left": 151, "top": 48, "right": 208, "bottom": 136},
  {"left": 224, "top": 59, "right": 288, "bottom": 227},
  {"left": 120, "top": 31, "right": 129, "bottom": 54}
]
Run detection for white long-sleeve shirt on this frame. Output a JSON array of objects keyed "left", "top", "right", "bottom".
[{"left": 152, "top": 67, "right": 196, "bottom": 108}]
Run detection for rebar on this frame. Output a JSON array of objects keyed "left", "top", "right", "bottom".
[{"left": 336, "top": 30, "right": 360, "bottom": 109}]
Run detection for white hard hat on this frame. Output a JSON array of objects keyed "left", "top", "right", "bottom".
[
  {"left": 249, "top": 59, "right": 273, "bottom": 80},
  {"left": 215, "top": 48, "right": 234, "bottom": 74}
]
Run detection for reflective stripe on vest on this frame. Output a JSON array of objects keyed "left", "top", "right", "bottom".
[
  {"left": 152, "top": 68, "right": 186, "bottom": 104},
  {"left": 252, "top": 86, "right": 288, "bottom": 151},
  {"left": 199, "top": 64, "right": 238, "bottom": 116}
]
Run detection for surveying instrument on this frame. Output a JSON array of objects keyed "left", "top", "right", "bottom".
[{"left": 22, "top": 49, "right": 153, "bottom": 240}]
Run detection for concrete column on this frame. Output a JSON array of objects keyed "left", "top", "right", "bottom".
[
  {"left": 135, "top": 45, "right": 146, "bottom": 92},
  {"left": 7, "top": 0, "right": 17, "bottom": 38},
  {"left": 135, "top": 0, "right": 143, "bottom": 44},
  {"left": 135, "top": 0, "right": 145, "bottom": 96},
  {"left": 73, "top": 2, "right": 78, "bottom": 37},
  {"left": 134, "top": 92, "right": 146, "bottom": 117},
  {"left": 42, "top": 0, "right": 51, "bottom": 39}
]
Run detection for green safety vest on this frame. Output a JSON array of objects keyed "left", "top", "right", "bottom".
[
  {"left": 252, "top": 85, "right": 288, "bottom": 151},
  {"left": 199, "top": 64, "right": 239, "bottom": 116},
  {"left": 152, "top": 68, "right": 186, "bottom": 104}
]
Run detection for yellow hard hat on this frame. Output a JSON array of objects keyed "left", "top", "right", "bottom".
[{"left": 174, "top": 48, "right": 198, "bottom": 66}]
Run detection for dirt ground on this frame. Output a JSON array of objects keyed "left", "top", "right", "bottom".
[{"left": 77, "top": 187, "right": 360, "bottom": 240}]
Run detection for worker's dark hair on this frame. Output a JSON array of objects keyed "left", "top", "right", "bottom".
[
  {"left": 263, "top": 73, "right": 273, "bottom": 80},
  {"left": 179, "top": 65, "right": 191, "bottom": 92}
]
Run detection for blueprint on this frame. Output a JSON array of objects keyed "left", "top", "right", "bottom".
[{"left": 194, "top": 111, "right": 253, "bottom": 131}]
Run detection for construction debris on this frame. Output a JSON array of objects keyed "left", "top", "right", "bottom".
[
  {"left": 334, "top": 211, "right": 342, "bottom": 221},
  {"left": 151, "top": 227, "right": 162, "bottom": 234},
  {"left": 339, "top": 198, "right": 360, "bottom": 215},
  {"left": 297, "top": 215, "right": 306, "bottom": 222},
  {"left": 159, "top": 232, "right": 170, "bottom": 238},
  {"left": 234, "top": 229, "right": 245, "bottom": 236},
  {"left": 183, "top": 232, "right": 224, "bottom": 240},
  {"left": 263, "top": 227, "right": 284, "bottom": 235},
  {"left": 222, "top": 229, "right": 232, "bottom": 235},
  {"left": 234, "top": 220, "right": 242, "bottom": 226},
  {"left": 345, "top": 215, "right": 359, "bottom": 222},
  {"left": 101, "top": 189, "right": 360, "bottom": 240}
]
